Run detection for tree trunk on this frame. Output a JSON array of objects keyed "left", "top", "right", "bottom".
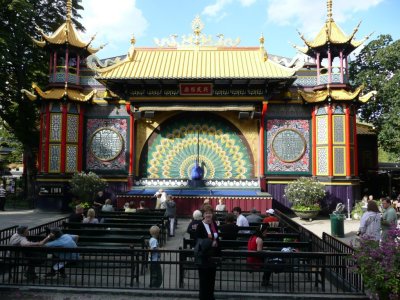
[{"left": 23, "top": 147, "right": 37, "bottom": 208}]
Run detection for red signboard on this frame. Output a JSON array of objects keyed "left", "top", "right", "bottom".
[{"left": 179, "top": 83, "right": 213, "bottom": 96}]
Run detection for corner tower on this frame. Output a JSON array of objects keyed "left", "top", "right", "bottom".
[
  {"left": 22, "top": 0, "right": 101, "bottom": 210},
  {"left": 294, "top": 0, "right": 376, "bottom": 203}
]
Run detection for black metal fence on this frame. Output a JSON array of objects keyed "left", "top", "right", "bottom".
[{"left": 0, "top": 245, "right": 365, "bottom": 296}]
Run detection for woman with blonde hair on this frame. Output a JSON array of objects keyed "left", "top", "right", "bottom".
[{"left": 83, "top": 208, "right": 99, "bottom": 224}]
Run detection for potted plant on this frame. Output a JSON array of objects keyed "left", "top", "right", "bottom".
[
  {"left": 69, "top": 171, "right": 107, "bottom": 209},
  {"left": 284, "top": 177, "right": 326, "bottom": 220}
]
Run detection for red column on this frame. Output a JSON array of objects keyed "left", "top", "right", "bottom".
[
  {"left": 316, "top": 52, "right": 320, "bottom": 85},
  {"left": 38, "top": 109, "right": 44, "bottom": 173},
  {"left": 60, "top": 103, "right": 68, "bottom": 173},
  {"left": 353, "top": 112, "right": 359, "bottom": 176},
  {"left": 328, "top": 104, "right": 333, "bottom": 177},
  {"left": 345, "top": 104, "right": 351, "bottom": 177},
  {"left": 49, "top": 53, "right": 53, "bottom": 79},
  {"left": 126, "top": 102, "right": 135, "bottom": 189},
  {"left": 44, "top": 105, "right": 51, "bottom": 173},
  {"left": 77, "top": 55, "right": 80, "bottom": 85},
  {"left": 327, "top": 49, "right": 332, "bottom": 84},
  {"left": 65, "top": 48, "right": 69, "bottom": 84},
  {"left": 77, "top": 105, "right": 85, "bottom": 172},
  {"left": 259, "top": 101, "right": 268, "bottom": 176},
  {"left": 53, "top": 52, "right": 57, "bottom": 82},
  {"left": 312, "top": 106, "right": 317, "bottom": 176},
  {"left": 339, "top": 51, "right": 344, "bottom": 83}
]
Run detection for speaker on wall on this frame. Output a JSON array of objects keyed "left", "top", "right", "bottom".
[
  {"left": 144, "top": 111, "right": 155, "bottom": 119},
  {"left": 238, "top": 112, "right": 250, "bottom": 119},
  {"left": 133, "top": 111, "right": 142, "bottom": 119}
]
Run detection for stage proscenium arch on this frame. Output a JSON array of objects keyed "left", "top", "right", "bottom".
[{"left": 139, "top": 113, "right": 254, "bottom": 179}]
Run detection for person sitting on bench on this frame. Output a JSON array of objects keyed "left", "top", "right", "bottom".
[
  {"left": 247, "top": 223, "right": 271, "bottom": 287},
  {"left": 44, "top": 228, "right": 79, "bottom": 278},
  {"left": 9, "top": 225, "right": 52, "bottom": 280},
  {"left": 263, "top": 209, "right": 279, "bottom": 227}
]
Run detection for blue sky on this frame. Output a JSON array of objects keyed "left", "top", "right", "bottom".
[{"left": 79, "top": 0, "right": 400, "bottom": 59}]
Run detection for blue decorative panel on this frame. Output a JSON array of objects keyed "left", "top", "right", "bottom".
[
  {"left": 317, "top": 147, "right": 328, "bottom": 175},
  {"left": 67, "top": 115, "right": 79, "bottom": 143},
  {"left": 49, "top": 145, "right": 61, "bottom": 172},
  {"left": 316, "top": 106, "right": 327, "bottom": 116},
  {"left": 334, "top": 147, "right": 345, "bottom": 175},
  {"left": 69, "top": 103, "right": 79, "bottom": 114},
  {"left": 316, "top": 116, "right": 328, "bottom": 144},
  {"left": 66, "top": 145, "right": 77, "bottom": 173},
  {"left": 266, "top": 119, "right": 310, "bottom": 173},
  {"left": 50, "top": 103, "right": 61, "bottom": 112},
  {"left": 333, "top": 115, "right": 345, "bottom": 144},
  {"left": 333, "top": 105, "right": 344, "bottom": 114},
  {"left": 50, "top": 114, "right": 62, "bottom": 142}
]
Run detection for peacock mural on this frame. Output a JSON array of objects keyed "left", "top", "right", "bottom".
[{"left": 139, "top": 113, "right": 253, "bottom": 179}]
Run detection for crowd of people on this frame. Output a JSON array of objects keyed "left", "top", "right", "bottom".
[{"left": 186, "top": 199, "right": 282, "bottom": 299}]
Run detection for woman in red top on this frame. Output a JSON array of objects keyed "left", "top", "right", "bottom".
[{"left": 247, "top": 223, "right": 271, "bottom": 286}]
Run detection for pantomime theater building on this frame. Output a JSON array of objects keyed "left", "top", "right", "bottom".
[{"left": 23, "top": 0, "right": 377, "bottom": 214}]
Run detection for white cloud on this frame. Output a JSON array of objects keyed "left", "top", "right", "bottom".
[
  {"left": 80, "top": 0, "right": 148, "bottom": 51},
  {"left": 266, "top": 0, "right": 383, "bottom": 39},
  {"left": 203, "top": 0, "right": 233, "bottom": 17},
  {"left": 239, "top": 0, "right": 257, "bottom": 7},
  {"left": 202, "top": 0, "right": 256, "bottom": 17}
]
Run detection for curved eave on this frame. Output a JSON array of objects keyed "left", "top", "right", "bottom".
[
  {"left": 298, "top": 86, "right": 374, "bottom": 103},
  {"left": 31, "top": 83, "right": 96, "bottom": 102},
  {"left": 37, "top": 22, "right": 99, "bottom": 54},
  {"left": 21, "top": 89, "right": 37, "bottom": 101},
  {"left": 300, "top": 20, "right": 367, "bottom": 53}
]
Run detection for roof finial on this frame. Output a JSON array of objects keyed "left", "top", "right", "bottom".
[
  {"left": 327, "top": 0, "right": 333, "bottom": 21},
  {"left": 66, "top": 0, "right": 72, "bottom": 23},
  {"left": 259, "top": 33, "right": 265, "bottom": 46},
  {"left": 130, "top": 34, "right": 136, "bottom": 46}
]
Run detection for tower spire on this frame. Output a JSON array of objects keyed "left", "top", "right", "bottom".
[
  {"left": 327, "top": 0, "right": 333, "bottom": 21},
  {"left": 66, "top": 0, "right": 72, "bottom": 23}
]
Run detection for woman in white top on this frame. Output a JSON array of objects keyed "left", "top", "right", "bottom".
[
  {"left": 83, "top": 208, "right": 99, "bottom": 224},
  {"left": 358, "top": 200, "right": 381, "bottom": 241},
  {"left": 215, "top": 199, "right": 226, "bottom": 212}
]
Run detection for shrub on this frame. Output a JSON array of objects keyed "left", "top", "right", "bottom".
[
  {"left": 284, "top": 177, "right": 326, "bottom": 211},
  {"left": 351, "top": 227, "right": 400, "bottom": 299},
  {"left": 69, "top": 172, "right": 107, "bottom": 208}
]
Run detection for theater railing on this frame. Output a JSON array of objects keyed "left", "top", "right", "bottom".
[{"left": 0, "top": 246, "right": 365, "bottom": 296}]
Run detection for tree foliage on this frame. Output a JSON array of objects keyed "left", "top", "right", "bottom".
[
  {"left": 349, "top": 35, "right": 400, "bottom": 158},
  {"left": 0, "top": 0, "right": 84, "bottom": 196}
]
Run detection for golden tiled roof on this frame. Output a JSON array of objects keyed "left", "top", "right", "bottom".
[
  {"left": 295, "top": 0, "right": 370, "bottom": 55},
  {"left": 32, "top": 0, "right": 101, "bottom": 54},
  {"left": 22, "top": 83, "right": 96, "bottom": 102},
  {"left": 298, "top": 86, "right": 376, "bottom": 103},
  {"left": 95, "top": 47, "right": 296, "bottom": 80}
]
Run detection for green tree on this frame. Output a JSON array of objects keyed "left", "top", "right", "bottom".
[
  {"left": 349, "top": 35, "right": 400, "bottom": 159},
  {"left": 0, "top": 0, "right": 84, "bottom": 198}
]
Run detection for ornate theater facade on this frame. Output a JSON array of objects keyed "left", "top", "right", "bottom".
[{"left": 23, "top": 0, "right": 377, "bottom": 214}]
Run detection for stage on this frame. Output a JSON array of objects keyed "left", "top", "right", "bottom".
[{"left": 117, "top": 187, "right": 272, "bottom": 216}]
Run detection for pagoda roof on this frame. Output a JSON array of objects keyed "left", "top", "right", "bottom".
[
  {"left": 298, "top": 85, "right": 377, "bottom": 103},
  {"left": 22, "top": 83, "right": 96, "bottom": 103},
  {"left": 294, "top": 0, "right": 370, "bottom": 57},
  {"left": 93, "top": 47, "right": 296, "bottom": 81},
  {"left": 32, "top": 0, "right": 101, "bottom": 55}
]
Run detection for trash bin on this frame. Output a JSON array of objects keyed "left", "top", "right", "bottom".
[{"left": 330, "top": 213, "right": 345, "bottom": 238}]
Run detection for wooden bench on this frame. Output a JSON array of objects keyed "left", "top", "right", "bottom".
[
  {"left": 182, "top": 238, "right": 310, "bottom": 251},
  {"left": 178, "top": 249, "right": 325, "bottom": 291}
]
